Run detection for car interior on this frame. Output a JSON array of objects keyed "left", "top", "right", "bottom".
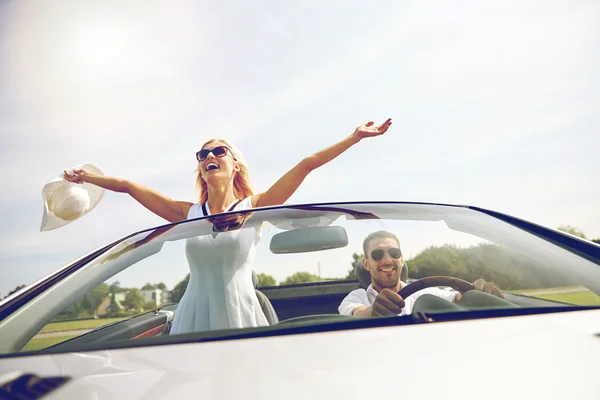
[
  {"left": 10, "top": 212, "right": 591, "bottom": 355},
  {"left": 42, "top": 257, "right": 564, "bottom": 353}
]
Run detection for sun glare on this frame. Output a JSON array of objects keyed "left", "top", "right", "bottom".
[{"left": 72, "top": 25, "right": 127, "bottom": 77}]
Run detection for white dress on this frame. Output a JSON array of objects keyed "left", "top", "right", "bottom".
[{"left": 169, "top": 197, "right": 269, "bottom": 334}]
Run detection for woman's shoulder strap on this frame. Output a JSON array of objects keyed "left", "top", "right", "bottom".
[
  {"left": 228, "top": 199, "right": 243, "bottom": 212},
  {"left": 232, "top": 197, "right": 257, "bottom": 211},
  {"left": 200, "top": 199, "right": 243, "bottom": 216}
]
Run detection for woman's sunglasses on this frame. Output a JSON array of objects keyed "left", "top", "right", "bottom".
[
  {"left": 196, "top": 145, "right": 237, "bottom": 162},
  {"left": 370, "top": 247, "right": 402, "bottom": 261}
]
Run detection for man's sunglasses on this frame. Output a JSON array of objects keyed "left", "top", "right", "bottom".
[
  {"left": 196, "top": 146, "right": 237, "bottom": 162},
  {"left": 370, "top": 247, "right": 402, "bottom": 261}
]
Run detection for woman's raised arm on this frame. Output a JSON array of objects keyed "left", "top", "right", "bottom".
[
  {"left": 252, "top": 118, "right": 392, "bottom": 208},
  {"left": 64, "top": 170, "right": 193, "bottom": 223}
]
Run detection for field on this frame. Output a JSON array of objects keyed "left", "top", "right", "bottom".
[
  {"left": 22, "top": 317, "right": 128, "bottom": 352},
  {"left": 22, "top": 335, "right": 78, "bottom": 351},
  {"left": 39, "top": 317, "right": 126, "bottom": 333},
  {"left": 529, "top": 291, "right": 600, "bottom": 306},
  {"left": 512, "top": 286, "right": 600, "bottom": 306}
]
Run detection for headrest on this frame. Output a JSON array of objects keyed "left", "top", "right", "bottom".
[
  {"left": 252, "top": 270, "right": 259, "bottom": 288},
  {"left": 353, "top": 259, "right": 372, "bottom": 289},
  {"left": 353, "top": 258, "right": 409, "bottom": 289}
]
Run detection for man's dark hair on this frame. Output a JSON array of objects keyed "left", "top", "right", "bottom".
[{"left": 362, "top": 230, "right": 401, "bottom": 257}]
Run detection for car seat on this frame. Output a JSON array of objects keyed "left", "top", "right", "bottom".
[{"left": 252, "top": 271, "right": 279, "bottom": 325}]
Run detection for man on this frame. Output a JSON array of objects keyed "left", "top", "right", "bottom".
[{"left": 339, "top": 230, "right": 507, "bottom": 317}]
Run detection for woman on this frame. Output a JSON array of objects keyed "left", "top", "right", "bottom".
[{"left": 64, "top": 118, "right": 393, "bottom": 333}]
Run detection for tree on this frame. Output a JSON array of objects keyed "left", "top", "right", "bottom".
[
  {"left": 557, "top": 225, "right": 587, "bottom": 239},
  {"left": 109, "top": 281, "right": 121, "bottom": 294},
  {"left": 58, "top": 303, "right": 80, "bottom": 320},
  {"left": 108, "top": 300, "right": 121, "bottom": 316},
  {"left": 80, "top": 283, "right": 110, "bottom": 317},
  {"left": 156, "top": 282, "right": 167, "bottom": 291},
  {"left": 141, "top": 283, "right": 156, "bottom": 291},
  {"left": 406, "top": 243, "right": 580, "bottom": 290},
  {"left": 256, "top": 273, "right": 276, "bottom": 287},
  {"left": 281, "top": 272, "right": 321, "bottom": 285},
  {"left": 122, "top": 289, "right": 144, "bottom": 311},
  {"left": 343, "top": 253, "right": 362, "bottom": 280},
  {"left": 52, "top": 283, "right": 111, "bottom": 320},
  {"left": 3, "top": 284, "right": 26, "bottom": 299},
  {"left": 557, "top": 226, "right": 600, "bottom": 244},
  {"left": 171, "top": 274, "right": 189, "bottom": 303},
  {"left": 143, "top": 301, "right": 157, "bottom": 311},
  {"left": 105, "top": 281, "right": 122, "bottom": 317}
]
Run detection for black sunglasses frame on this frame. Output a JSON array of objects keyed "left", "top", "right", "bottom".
[
  {"left": 196, "top": 146, "right": 237, "bottom": 162},
  {"left": 370, "top": 247, "right": 402, "bottom": 261}
]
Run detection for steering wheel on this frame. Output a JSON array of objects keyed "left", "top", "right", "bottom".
[{"left": 398, "top": 276, "right": 474, "bottom": 299}]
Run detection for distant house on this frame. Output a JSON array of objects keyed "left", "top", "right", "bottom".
[
  {"left": 108, "top": 289, "right": 171, "bottom": 312},
  {"left": 162, "top": 290, "right": 172, "bottom": 305},
  {"left": 113, "top": 292, "right": 126, "bottom": 309},
  {"left": 140, "top": 288, "right": 171, "bottom": 307}
]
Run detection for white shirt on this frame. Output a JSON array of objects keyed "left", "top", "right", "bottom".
[{"left": 338, "top": 282, "right": 459, "bottom": 316}]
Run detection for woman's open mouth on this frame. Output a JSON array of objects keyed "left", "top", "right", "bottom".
[{"left": 205, "top": 162, "right": 220, "bottom": 171}]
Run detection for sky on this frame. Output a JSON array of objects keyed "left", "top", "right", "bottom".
[{"left": 0, "top": 0, "right": 599, "bottom": 296}]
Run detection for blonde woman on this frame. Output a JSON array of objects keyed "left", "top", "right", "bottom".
[{"left": 64, "top": 118, "right": 393, "bottom": 333}]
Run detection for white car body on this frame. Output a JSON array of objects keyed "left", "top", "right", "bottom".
[
  {"left": 1, "top": 202, "right": 599, "bottom": 399},
  {"left": 1, "top": 308, "right": 599, "bottom": 399}
]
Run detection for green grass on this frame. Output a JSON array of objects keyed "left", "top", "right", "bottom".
[
  {"left": 510, "top": 286, "right": 600, "bottom": 306},
  {"left": 514, "top": 285, "right": 588, "bottom": 294},
  {"left": 22, "top": 335, "right": 77, "bottom": 352},
  {"left": 531, "top": 291, "right": 600, "bottom": 306},
  {"left": 40, "top": 317, "right": 126, "bottom": 333},
  {"left": 20, "top": 317, "right": 128, "bottom": 352}
]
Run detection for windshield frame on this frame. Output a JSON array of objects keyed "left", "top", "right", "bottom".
[{"left": 2, "top": 200, "right": 599, "bottom": 321}]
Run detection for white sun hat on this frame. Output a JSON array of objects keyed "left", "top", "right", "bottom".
[{"left": 40, "top": 164, "right": 106, "bottom": 232}]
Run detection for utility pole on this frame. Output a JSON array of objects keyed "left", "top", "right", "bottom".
[{"left": 317, "top": 262, "right": 321, "bottom": 278}]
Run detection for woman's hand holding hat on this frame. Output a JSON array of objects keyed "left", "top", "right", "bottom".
[
  {"left": 64, "top": 168, "right": 89, "bottom": 184},
  {"left": 40, "top": 164, "right": 105, "bottom": 232}
]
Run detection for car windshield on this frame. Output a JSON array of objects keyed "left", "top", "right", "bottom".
[{"left": 2, "top": 202, "right": 599, "bottom": 356}]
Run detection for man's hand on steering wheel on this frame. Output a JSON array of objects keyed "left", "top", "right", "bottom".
[
  {"left": 455, "top": 278, "right": 504, "bottom": 302},
  {"left": 368, "top": 278, "right": 504, "bottom": 316},
  {"left": 371, "top": 289, "right": 406, "bottom": 317}
]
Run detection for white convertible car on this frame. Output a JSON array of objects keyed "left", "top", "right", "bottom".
[{"left": 1, "top": 202, "right": 599, "bottom": 399}]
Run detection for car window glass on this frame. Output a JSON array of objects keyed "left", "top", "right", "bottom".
[
  {"left": 22, "top": 241, "right": 188, "bottom": 352},
  {"left": 7, "top": 204, "right": 600, "bottom": 356}
]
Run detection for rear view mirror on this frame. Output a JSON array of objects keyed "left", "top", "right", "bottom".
[{"left": 270, "top": 226, "right": 348, "bottom": 254}]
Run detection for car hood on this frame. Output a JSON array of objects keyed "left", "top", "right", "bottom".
[{"left": 1, "top": 309, "right": 600, "bottom": 399}]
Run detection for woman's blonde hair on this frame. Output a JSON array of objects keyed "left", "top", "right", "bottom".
[{"left": 195, "top": 139, "right": 254, "bottom": 204}]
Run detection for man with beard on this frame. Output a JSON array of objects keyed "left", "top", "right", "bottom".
[{"left": 339, "top": 230, "right": 508, "bottom": 317}]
